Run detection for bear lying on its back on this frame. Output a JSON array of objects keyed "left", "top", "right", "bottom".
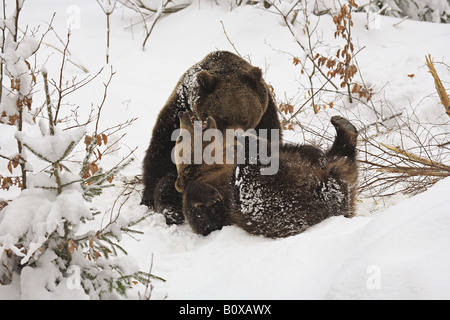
[{"left": 174, "top": 111, "right": 358, "bottom": 237}]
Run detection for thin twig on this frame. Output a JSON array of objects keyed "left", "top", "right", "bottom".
[
  {"left": 142, "top": 253, "right": 155, "bottom": 300},
  {"left": 53, "top": 31, "right": 71, "bottom": 124},
  {"left": 42, "top": 68, "right": 55, "bottom": 135},
  {"left": 142, "top": 0, "right": 170, "bottom": 50},
  {"left": 94, "top": 66, "right": 115, "bottom": 136},
  {"left": 220, "top": 20, "right": 242, "bottom": 57}
]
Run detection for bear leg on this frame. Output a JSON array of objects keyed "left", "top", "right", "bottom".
[
  {"left": 326, "top": 116, "right": 359, "bottom": 218},
  {"left": 153, "top": 171, "right": 185, "bottom": 225},
  {"left": 327, "top": 116, "right": 358, "bottom": 160}
]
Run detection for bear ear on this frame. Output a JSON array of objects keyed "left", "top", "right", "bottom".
[
  {"left": 178, "top": 111, "right": 194, "bottom": 129},
  {"left": 203, "top": 116, "right": 217, "bottom": 131},
  {"left": 244, "top": 66, "right": 263, "bottom": 85},
  {"left": 177, "top": 111, "right": 186, "bottom": 119},
  {"left": 196, "top": 70, "right": 217, "bottom": 94}
]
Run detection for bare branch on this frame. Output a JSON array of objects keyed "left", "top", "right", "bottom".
[
  {"left": 94, "top": 66, "right": 116, "bottom": 136},
  {"left": 142, "top": 0, "right": 170, "bottom": 50},
  {"left": 220, "top": 20, "right": 242, "bottom": 58}
]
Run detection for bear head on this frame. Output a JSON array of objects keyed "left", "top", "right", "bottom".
[{"left": 190, "top": 65, "right": 269, "bottom": 132}]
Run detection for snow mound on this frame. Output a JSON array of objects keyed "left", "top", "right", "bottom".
[{"left": 135, "top": 177, "right": 450, "bottom": 299}]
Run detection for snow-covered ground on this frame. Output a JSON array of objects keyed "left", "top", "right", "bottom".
[
  {"left": 0, "top": 0, "right": 449, "bottom": 299},
  {"left": 121, "top": 176, "right": 450, "bottom": 299}
]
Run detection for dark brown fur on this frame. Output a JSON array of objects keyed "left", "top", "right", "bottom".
[
  {"left": 141, "top": 51, "right": 282, "bottom": 225},
  {"left": 175, "top": 112, "right": 358, "bottom": 237},
  {"left": 230, "top": 116, "right": 359, "bottom": 238}
]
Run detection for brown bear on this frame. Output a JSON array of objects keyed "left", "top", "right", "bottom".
[
  {"left": 141, "top": 51, "right": 282, "bottom": 225},
  {"left": 174, "top": 111, "right": 358, "bottom": 237}
]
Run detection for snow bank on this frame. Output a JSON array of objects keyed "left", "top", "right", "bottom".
[
  {"left": 130, "top": 177, "right": 450, "bottom": 299},
  {"left": 327, "top": 177, "right": 450, "bottom": 299}
]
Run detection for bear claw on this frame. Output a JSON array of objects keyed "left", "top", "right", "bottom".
[{"left": 203, "top": 191, "right": 223, "bottom": 207}]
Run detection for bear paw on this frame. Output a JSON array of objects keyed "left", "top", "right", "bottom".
[
  {"left": 185, "top": 181, "right": 224, "bottom": 208},
  {"left": 331, "top": 116, "right": 357, "bottom": 134}
]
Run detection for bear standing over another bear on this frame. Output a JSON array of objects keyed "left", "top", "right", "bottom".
[{"left": 141, "top": 51, "right": 282, "bottom": 225}]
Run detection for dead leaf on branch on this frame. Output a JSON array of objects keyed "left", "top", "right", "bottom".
[
  {"left": 279, "top": 103, "right": 294, "bottom": 115},
  {"left": 6, "top": 155, "right": 26, "bottom": 174},
  {"left": 10, "top": 78, "right": 20, "bottom": 91},
  {"left": 83, "top": 161, "right": 99, "bottom": 181},
  {"left": 0, "top": 200, "right": 9, "bottom": 211}
]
